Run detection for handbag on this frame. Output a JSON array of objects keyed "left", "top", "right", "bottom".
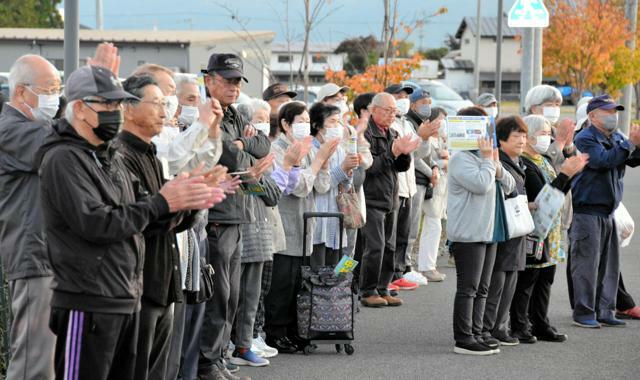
[
  {"left": 336, "top": 185, "right": 365, "bottom": 229},
  {"left": 424, "top": 183, "right": 434, "bottom": 200},
  {"left": 525, "top": 235, "right": 544, "bottom": 260},
  {"left": 504, "top": 194, "right": 535, "bottom": 238},
  {"left": 186, "top": 258, "right": 215, "bottom": 304},
  {"left": 492, "top": 181, "right": 509, "bottom": 243},
  {"left": 614, "top": 202, "right": 635, "bottom": 248}
]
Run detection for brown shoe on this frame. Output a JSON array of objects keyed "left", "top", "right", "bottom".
[
  {"left": 361, "top": 295, "right": 388, "bottom": 307},
  {"left": 381, "top": 295, "right": 403, "bottom": 306}
]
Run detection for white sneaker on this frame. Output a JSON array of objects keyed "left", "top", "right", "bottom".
[
  {"left": 253, "top": 336, "right": 279, "bottom": 358},
  {"left": 424, "top": 269, "right": 446, "bottom": 282},
  {"left": 403, "top": 271, "right": 428, "bottom": 286},
  {"left": 250, "top": 341, "right": 267, "bottom": 358}
]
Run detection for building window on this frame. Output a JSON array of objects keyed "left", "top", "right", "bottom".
[
  {"left": 312, "top": 55, "right": 327, "bottom": 64},
  {"left": 48, "top": 58, "right": 64, "bottom": 70},
  {"left": 278, "top": 55, "right": 291, "bottom": 63}
]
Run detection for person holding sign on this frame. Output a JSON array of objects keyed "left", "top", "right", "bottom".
[
  {"left": 509, "top": 115, "right": 587, "bottom": 345},
  {"left": 570, "top": 95, "right": 640, "bottom": 328},
  {"left": 447, "top": 107, "right": 516, "bottom": 356}
]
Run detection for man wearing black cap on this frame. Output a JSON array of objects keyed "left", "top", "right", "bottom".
[
  {"left": 37, "top": 64, "right": 221, "bottom": 379},
  {"left": 263, "top": 82, "right": 297, "bottom": 117},
  {"left": 199, "top": 53, "right": 272, "bottom": 380},
  {"left": 570, "top": 94, "right": 640, "bottom": 329}
]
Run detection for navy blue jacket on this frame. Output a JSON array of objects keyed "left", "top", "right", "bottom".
[{"left": 572, "top": 126, "right": 640, "bottom": 216}]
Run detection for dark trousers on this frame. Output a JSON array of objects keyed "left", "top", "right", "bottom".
[
  {"left": 360, "top": 207, "right": 397, "bottom": 297},
  {"left": 168, "top": 298, "right": 187, "bottom": 380},
  {"left": 570, "top": 213, "right": 619, "bottom": 321},
  {"left": 510, "top": 265, "right": 556, "bottom": 335},
  {"left": 254, "top": 260, "right": 273, "bottom": 338},
  {"left": 179, "top": 303, "right": 206, "bottom": 380},
  {"left": 483, "top": 270, "right": 518, "bottom": 337},
  {"left": 451, "top": 242, "right": 497, "bottom": 345},
  {"left": 393, "top": 197, "right": 412, "bottom": 280},
  {"left": 50, "top": 307, "right": 138, "bottom": 380},
  {"left": 135, "top": 298, "right": 174, "bottom": 380},
  {"left": 312, "top": 243, "right": 340, "bottom": 268},
  {"left": 198, "top": 224, "right": 242, "bottom": 373},
  {"left": 264, "top": 254, "right": 303, "bottom": 340}
]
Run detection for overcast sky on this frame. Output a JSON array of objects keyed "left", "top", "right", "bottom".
[{"left": 62, "top": 0, "right": 519, "bottom": 49}]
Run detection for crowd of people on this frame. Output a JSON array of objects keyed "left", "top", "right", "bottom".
[{"left": 1, "top": 42, "right": 640, "bottom": 380}]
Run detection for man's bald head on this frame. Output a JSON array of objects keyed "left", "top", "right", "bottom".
[
  {"left": 369, "top": 92, "right": 397, "bottom": 129},
  {"left": 9, "top": 55, "right": 60, "bottom": 100}
]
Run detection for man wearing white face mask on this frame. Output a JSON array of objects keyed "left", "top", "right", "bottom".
[
  {"left": 0, "top": 54, "right": 61, "bottom": 380},
  {"left": 570, "top": 95, "right": 640, "bottom": 329},
  {"left": 476, "top": 93, "right": 499, "bottom": 119}
]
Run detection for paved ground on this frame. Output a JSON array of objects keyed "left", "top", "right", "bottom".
[{"left": 242, "top": 170, "right": 640, "bottom": 380}]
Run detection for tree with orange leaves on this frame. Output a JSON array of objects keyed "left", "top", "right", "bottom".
[
  {"left": 544, "top": 0, "right": 631, "bottom": 103},
  {"left": 325, "top": 54, "right": 422, "bottom": 95}
]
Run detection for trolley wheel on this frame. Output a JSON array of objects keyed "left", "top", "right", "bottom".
[
  {"left": 344, "top": 344, "right": 355, "bottom": 355},
  {"left": 335, "top": 344, "right": 343, "bottom": 353},
  {"left": 303, "top": 344, "right": 316, "bottom": 355}
]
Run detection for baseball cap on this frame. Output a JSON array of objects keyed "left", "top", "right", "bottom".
[
  {"left": 202, "top": 53, "right": 248, "bottom": 82},
  {"left": 263, "top": 83, "right": 297, "bottom": 101},
  {"left": 587, "top": 94, "right": 624, "bottom": 113},
  {"left": 65, "top": 66, "right": 137, "bottom": 102},
  {"left": 477, "top": 93, "right": 497, "bottom": 107},
  {"left": 409, "top": 88, "right": 431, "bottom": 103},
  {"left": 384, "top": 84, "right": 414, "bottom": 95},
  {"left": 316, "top": 83, "right": 349, "bottom": 102}
]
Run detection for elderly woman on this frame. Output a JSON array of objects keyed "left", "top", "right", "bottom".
[
  {"left": 237, "top": 98, "right": 271, "bottom": 137},
  {"left": 264, "top": 101, "right": 338, "bottom": 353},
  {"left": 509, "top": 115, "right": 587, "bottom": 344},
  {"left": 308, "top": 102, "right": 360, "bottom": 267},
  {"left": 447, "top": 107, "right": 516, "bottom": 356}
]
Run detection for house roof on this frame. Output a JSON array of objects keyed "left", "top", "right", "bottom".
[
  {"left": 0, "top": 28, "right": 276, "bottom": 45},
  {"left": 271, "top": 42, "right": 341, "bottom": 54},
  {"left": 455, "top": 16, "right": 519, "bottom": 39},
  {"left": 441, "top": 58, "right": 474, "bottom": 71}
]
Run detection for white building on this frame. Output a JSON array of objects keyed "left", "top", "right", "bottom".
[
  {"left": 443, "top": 16, "right": 521, "bottom": 100},
  {"left": 0, "top": 28, "right": 275, "bottom": 97},
  {"left": 270, "top": 42, "right": 346, "bottom": 88}
]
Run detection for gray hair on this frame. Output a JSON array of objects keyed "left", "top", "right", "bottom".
[
  {"left": 174, "top": 74, "right": 199, "bottom": 96},
  {"left": 368, "top": 92, "right": 394, "bottom": 110},
  {"left": 523, "top": 85, "right": 562, "bottom": 114},
  {"left": 236, "top": 98, "right": 271, "bottom": 121},
  {"left": 522, "top": 114, "right": 551, "bottom": 137},
  {"left": 8, "top": 55, "right": 58, "bottom": 98}
]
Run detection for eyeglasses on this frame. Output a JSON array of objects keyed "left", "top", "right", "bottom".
[
  {"left": 376, "top": 106, "right": 398, "bottom": 115},
  {"left": 214, "top": 76, "right": 243, "bottom": 87},
  {"left": 25, "top": 84, "right": 62, "bottom": 96},
  {"left": 139, "top": 100, "right": 169, "bottom": 110},
  {"left": 83, "top": 98, "right": 122, "bottom": 111}
]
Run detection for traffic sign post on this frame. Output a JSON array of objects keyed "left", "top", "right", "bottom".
[{"left": 508, "top": 0, "right": 549, "bottom": 28}]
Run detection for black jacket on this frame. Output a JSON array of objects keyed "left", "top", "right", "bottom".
[
  {"left": 37, "top": 120, "right": 170, "bottom": 314},
  {"left": 0, "top": 105, "right": 53, "bottom": 280},
  {"left": 521, "top": 155, "right": 571, "bottom": 266},
  {"left": 496, "top": 150, "right": 527, "bottom": 272},
  {"left": 362, "top": 118, "right": 411, "bottom": 212},
  {"left": 209, "top": 105, "right": 271, "bottom": 224},
  {"left": 405, "top": 109, "right": 435, "bottom": 186},
  {"left": 113, "top": 131, "right": 193, "bottom": 307}
]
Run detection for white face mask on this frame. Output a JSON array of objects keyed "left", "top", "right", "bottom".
[
  {"left": 25, "top": 86, "right": 59, "bottom": 121},
  {"left": 395, "top": 98, "right": 410, "bottom": 116},
  {"left": 291, "top": 122, "right": 310, "bottom": 140},
  {"left": 542, "top": 106, "right": 561, "bottom": 123},
  {"left": 253, "top": 122, "right": 271, "bottom": 136},
  {"left": 165, "top": 95, "right": 179, "bottom": 119},
  {"left": 484, "top": 106, "right": 498, "bottom": 118},
  {"left": 337, "top": 100, "right": 349, "bottom": 116},
  {"left": 178, "top": 105, "right": 199, "bottom": 126},
  {"left": 324, "top": 126, "right": 343, "bottom": 141},
  {"left": 533, "top": 135, "right": 551, "bottom": 154}
]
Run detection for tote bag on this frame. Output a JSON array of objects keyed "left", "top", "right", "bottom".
[{"left": 504, "top": 194, "right": 535, "bottom": 239}]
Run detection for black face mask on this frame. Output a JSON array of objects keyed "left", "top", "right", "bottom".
[{"left": 93, "top": 110, "right": 123, "bottom": 142}]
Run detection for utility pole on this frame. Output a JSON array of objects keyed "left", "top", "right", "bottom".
[
  {"left": 64, "top": 0, "right": 79, "bottom": 80},
  {"left": 495, "top": 0, "right": 504, "bottom": 104},
  {"left": 473, "top": 0, "right": 482, "bottom": 101},
  {"left": 620, "top": 0, "right": 638, "bottom": 135},
  {"left": 533, "top": 27, "right": 543, "bottom": 86},
  {"left": 520, "top": 28, "right": 534, "bottom": 114},
  {"left": 96, "top": 0, "right": 104, "bottom": 30}
]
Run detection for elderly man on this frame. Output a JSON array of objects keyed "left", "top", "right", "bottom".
[
  {"left": 570, "top": 95, "right": 640, "bottom": 328},
  {"left": 38, "top": 64, "right": 221, "bottom": 379},
  {"left": 262, "top": 83, "right": 296, "bottom": 118},
  {"left": 476, "top": 93, "right": 498, "bottom": 118},
  {"left": 359, "top": 92, "right": 420, "bottom": 308},
  {"left": 0, "top": 54, "right": 60, "bottom": 380},
  {"left": 198, "top": 53, "right": 272, "bottom": 380}
]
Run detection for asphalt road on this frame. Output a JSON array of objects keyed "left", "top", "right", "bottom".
[{"left": 242, "top": 170, "right": 640, "bottom": 380}]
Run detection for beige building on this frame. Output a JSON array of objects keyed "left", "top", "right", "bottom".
[{"left": 0, "top": 28, "right": 275, "bottom": 97}]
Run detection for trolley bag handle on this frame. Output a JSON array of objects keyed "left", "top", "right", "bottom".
[{"left": 302, "top": 212, "right": 344, "bottom": 266}]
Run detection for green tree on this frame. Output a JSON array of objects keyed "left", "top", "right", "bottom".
[
  {"left": 418, "top": 47, "right": 449, "bottom": 61},
  {"left": 335, "top": 35, "right": 381, "bottom": 75},
  {"left": 0, "top": 0, "right": 63, "bottom": 28}
]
